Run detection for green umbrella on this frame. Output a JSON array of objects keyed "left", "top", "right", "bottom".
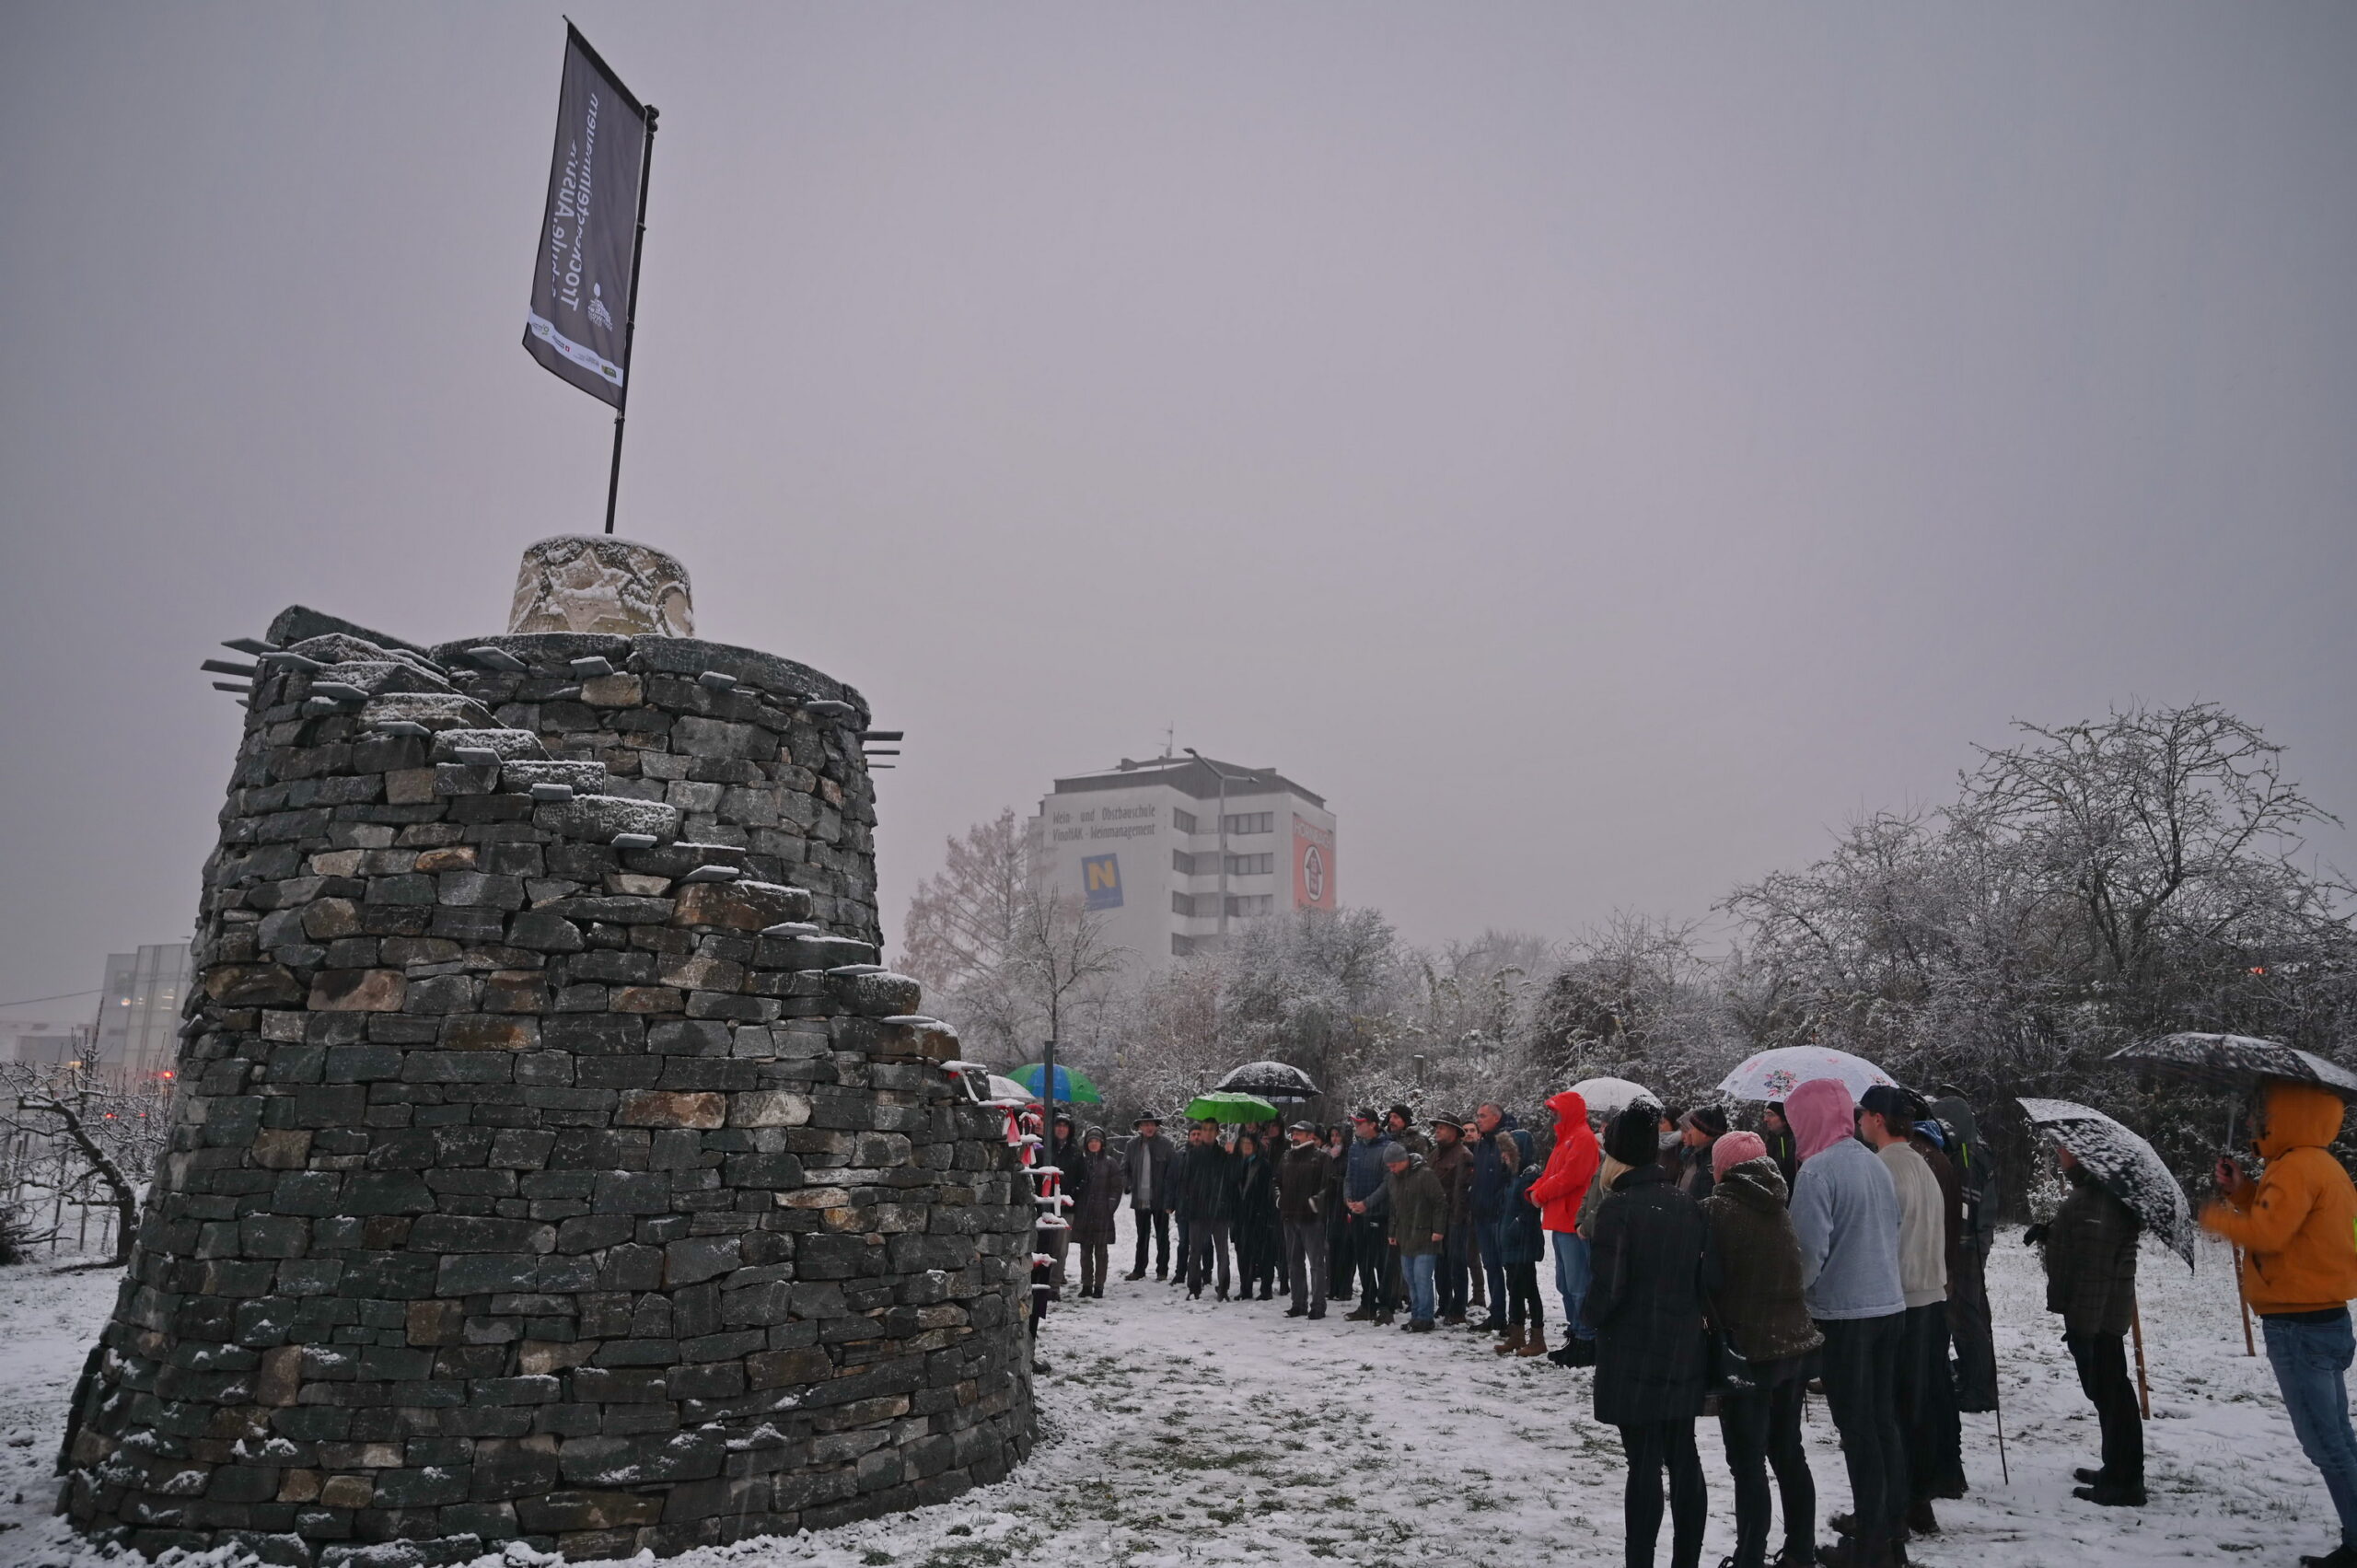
[
  {"left": 1008, "top": 1063, "right": 1102, "bottom": 1104},
  {"left": 1183, "top": 1091, "right": 1278, "bottom": 1124}
]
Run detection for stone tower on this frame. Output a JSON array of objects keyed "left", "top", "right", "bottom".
[{"left": 57, "top": 540, "right": 1037, "bottom": 1563}]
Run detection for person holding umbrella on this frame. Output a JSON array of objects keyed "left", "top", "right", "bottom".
[
  {"left": 1122, "top": 1112, "right": 1176, "bottom": 1282},
  {"left": 2202, "top": 1082, "right": 2357, "bottom": 1568},
  {"left": 2026, "top": 1133, "right": 2144, "bottom": 1507}
]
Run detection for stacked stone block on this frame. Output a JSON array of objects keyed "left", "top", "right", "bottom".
[{"left": 58, "top": 611, "right": 1034, "bottom": 1564}]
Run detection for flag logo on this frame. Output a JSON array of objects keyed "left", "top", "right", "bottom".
[{"left": 1082, "top": 854, "right": 1122, "bottom": 911}]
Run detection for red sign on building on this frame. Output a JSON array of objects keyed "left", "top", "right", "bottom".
[{"left": 1293, "top": 816, "right": 1336, "bottom": 911}]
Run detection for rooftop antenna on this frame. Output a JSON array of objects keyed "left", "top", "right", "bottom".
[{"left": 1162, "top": 725, "right": 1174, "bottom": 760}]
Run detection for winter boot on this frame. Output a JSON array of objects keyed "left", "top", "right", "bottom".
[
  {"left": 1374, "top": 1309, "right": 1396, "bottom": 1326},
  {"left": 1493, "top": 1325, "right": 1526, "bottom": 1355},
  {"left": 2073, "top": 1480, "right": 2146, "bottom": 1507},
  {"left": 2073, "top": 1467, "right": 2107, "bottom": 1485},
  {"left": 1344, "top": 1303, "right": 1377, "bottom": 1322},
  {"left": 2297, "top": 1547, "right": 2357, "bottom": 1568},
  {"left": 1905, "top": 1501, "right": 1940, "bottom": 1535},
  {"left": 1443, "top": 1314, "right": 1466, "bottom": 1327},
  {"left": 1516, "top": 1334, "right": 1547, "bottom": 1357},
  {"left": 1123, "top": 1269, "right": 1144, "bottom": 1282}
]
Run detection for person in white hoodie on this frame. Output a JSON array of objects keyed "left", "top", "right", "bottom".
[{"left": 1860, "top": 1085, "right": 1951, "bottom": 1542}]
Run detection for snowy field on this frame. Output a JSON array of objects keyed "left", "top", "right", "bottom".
[{"left": 0, "top": 1214, "right": 2333, "bottom": 1568}]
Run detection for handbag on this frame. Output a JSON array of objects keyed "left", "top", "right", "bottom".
[{"left": 1704, "top": 1329, "right": 1762, "bottom": 1395}]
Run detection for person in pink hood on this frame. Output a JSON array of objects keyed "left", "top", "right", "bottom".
[
  {"left": 1787, "top": 1076, "right": 1908, "bottom": 1568},
  {"left": 1529, "top": 1088, "right": 1602, "bottom": 1365}
]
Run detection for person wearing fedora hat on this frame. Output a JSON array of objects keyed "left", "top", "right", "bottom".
[
  {"left": 1428, "top": 1114, "right": 1476, "bottom": 1325},
  {"left": 1122, "top": 1113, "right": 1175, "bottom": 1281}
]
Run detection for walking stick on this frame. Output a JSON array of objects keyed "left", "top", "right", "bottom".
[
  {"left": 1991, "top": 1368, "right": 2010, "bottom": 1484},
  {"left": 2233, "top": 1247, "right": 2256, "bottom": 1356},
  {"left": 2131, "top": 1296, "right": 2152, "bottom": 1420}
]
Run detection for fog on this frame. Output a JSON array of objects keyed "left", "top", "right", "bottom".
[{"left": 3, "top": 2, "right": 2352, "bottom": 1016}]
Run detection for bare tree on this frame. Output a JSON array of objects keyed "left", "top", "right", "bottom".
[
  {"left": 1008, "top": 884, "right": 1129, "bottom": 1048},
  {"left": 0, "top": 1063, "right": 172, "bottom": 1266},
  {"left": 900, "top": 807, "right": 1033, "bottom": 1059}
]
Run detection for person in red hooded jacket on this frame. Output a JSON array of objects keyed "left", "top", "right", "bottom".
[{"left": 1529, "top": 1087, "right": 1604, "bottom": 1366}]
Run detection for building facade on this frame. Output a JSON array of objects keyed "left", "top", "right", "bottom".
[
  {"left": 1, "top": 1018, "right": 93, "bottom": 1066},
  {"left": 1030, "top": 754, "right": 1337, "bottom": 971},
  {"left": 92, "top": 941, "right": 192, "bottom": 1083}
]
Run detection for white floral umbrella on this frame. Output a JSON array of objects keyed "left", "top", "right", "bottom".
[
  {"left": 1717, "top": 1046, "right": 1897, "bottom": 1104},
  {"left": 1569, "top": 1076, "right": 1661, "bottom": 1122}
]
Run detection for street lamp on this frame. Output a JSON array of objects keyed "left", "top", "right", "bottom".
[{"left": 1183, "top": 748, "right": 1246, "bottom": 943}]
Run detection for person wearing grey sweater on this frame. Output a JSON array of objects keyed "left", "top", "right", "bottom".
[
  {"left": 1862, "top": 1085, "right": 1964, "bottom": 1536},
  {"left": 1787, "top": 1078, "right": 1908, "bottom": 1568}
]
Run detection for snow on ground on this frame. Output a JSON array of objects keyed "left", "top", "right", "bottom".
[{"left": 0, "top": 1215, "right": 2334, "bottom": 1568}]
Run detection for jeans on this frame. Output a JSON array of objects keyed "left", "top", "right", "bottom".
[
  {"left": 1948, "top": 1246, "right": 1998, "bottom": 1411},
  {"left": 1402, "top": 1251, "right": 1439, "bottom": 1323},
  {"left": 1718, "top": 1362, "right": 1815, "bottom": 1568},
  {"left": 1131, "top": 1208, "right": 1169, "bottom": 1275},
  {"left": 1817, "top": 1312, "right": 1906, "bottom": 1550},
  {"left": 1553, "top": 1230, "right": 1595, "bottom": 1342},
  {"left": 1283, "top": 1218, "right": 1329, "bottom": 1314},
  {"left": 1619, "top": 1419, "right": 1707, "bottom": 1568},
  {"left": 1476, "top": 1215, "right": 1509, "bottom": 1321},
  {"left": 1183, "top": 1217, "right": 1230, "bottom": 1296},
  {"left": 2264, "top": 1310, "right": 2357, "bottom": 1546},
  {"left": 1438, "top": 1225, "right": 1470, "bottom": 1318},
  {"left": 1350, "top": 1214, "right": 1392, "bottom": 1310},
  {"left": 1898, "top": 1302, "right": 1963, "bottom": 1499},
  {"left": 2064, "top": 1330, "right": 2143, "bottom": 1486}
]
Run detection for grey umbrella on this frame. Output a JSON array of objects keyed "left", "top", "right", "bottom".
[
  {"left": 2016, "top": 1097, "right": 2198, "bottom": 1269},
  {"left": 2108, "top": 1032, "right": 2357, "bottom": 1099},
  {"left": 1213, "top": 1060, "right": 1320, "bottom": 1102}
]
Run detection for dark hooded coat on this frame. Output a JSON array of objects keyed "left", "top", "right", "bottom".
[{"left": 1586, "top": 1162, "right": 1717, "bottom": 1426}]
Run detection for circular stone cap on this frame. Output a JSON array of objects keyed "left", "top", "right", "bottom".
[{"left": 509, "top": 535, "right": 693, "bottom": 637}]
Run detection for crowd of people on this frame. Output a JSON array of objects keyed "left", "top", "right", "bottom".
[{"left": 1029, "top": 1077, "right": 2357, "bottom": 1568}]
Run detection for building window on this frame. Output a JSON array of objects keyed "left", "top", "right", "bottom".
[
  {"left": 1171, "top": 850, "right": 1197, "bottom": 875},
  {"left": 1224, "top": 853, "right": 1274, "bottom": 876},
  {"left": 1225, "top": 894, "right": 1275, "bottom": 917},
  {"left": 1221, "top": 812, "right": 1273, "bottom": 835},
  {"left": 1170, "top": 892, "right": 1196, "bottom": 917},
  {"left": 1171, "top": 808, "right": 1198, "bottom": 834},
  {"left": 1171, "top": 934, "right": 1196, "bottom": 957}
]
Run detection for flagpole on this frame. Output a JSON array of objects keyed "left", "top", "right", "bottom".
[{"left": 603, "top": 103, "right": 658, "bottom": 536}]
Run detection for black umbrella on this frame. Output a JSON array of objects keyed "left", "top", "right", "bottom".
[
  {"left": 1214, "top": 1060, "right": 1320, "bottom": 1102},
  {"left": 2016, "top": 1097, "right": 2197, "bottom": 1268},
  {"left": 2108, "top": 1032, "right": 2357, "bottom": 1100}
]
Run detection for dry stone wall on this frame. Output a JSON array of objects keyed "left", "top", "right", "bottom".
[{"left": 57, "top": 610, "right": 1035, "bottom": 1564}]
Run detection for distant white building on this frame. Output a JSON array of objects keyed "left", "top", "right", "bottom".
[
  {"left": 1, "top": 1019, "right": 93, "bottom": 1067},
  {"left": 94, "top": 943, "right": 192, "bottom": 1083},
  {"left": 1030, "top": 753, "right": 1337, "bottom": 972}
]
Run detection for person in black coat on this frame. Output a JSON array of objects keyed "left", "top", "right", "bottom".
[
  {"left": 1587, "top": 1102, "right": 1717, "bottom": 1568},
  {"left": 1177, "top": 1121, "right": 1236, "bottom": 1299},
  {"left": 1232, "top": 1131, "right": 1283, "bottom": 1302}
]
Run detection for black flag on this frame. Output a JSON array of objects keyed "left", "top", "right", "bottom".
[{"left": 523, "top": 26, "right": 650, "bottom": 407}]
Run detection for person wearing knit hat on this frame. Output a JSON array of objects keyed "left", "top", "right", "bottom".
[
  {"left": 1589, "top": 1098, "right": 1714, "bottom": 1568},
  {"left": 1702, "top": 1129, "right": 1823, "bottom": 1568},
  {"left": 1678, "top": 1104, "right": 1731, "bottom": 1202},
  {"left": 1788, "top": 1076, "right": 1908, "bottom": 1568}
]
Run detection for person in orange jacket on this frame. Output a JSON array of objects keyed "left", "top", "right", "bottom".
[
  {"left": 1529, "top": 1088, "right": 1602, "bottom": 1366},
  {"left": 2201, "top": 1081, "right": 2357, "bottom": 1568}
]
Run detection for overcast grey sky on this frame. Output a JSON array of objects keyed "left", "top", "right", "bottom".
[{"left": 4, "top": 2, "right": 2353, "bottom": 1016}]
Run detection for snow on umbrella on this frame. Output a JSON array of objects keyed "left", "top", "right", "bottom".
[
  {"left": 1008, "top": 1063, "right": 1102, "bottom": 1104},
  {"left": 1717, "top": 1046, "right": 1898, "bottom": 1103},
  {"left": 2107, "top": 1033, "right": 2357, "bottom": 1100},
  {"left": 2017, "top": 1097, "right": 2198, "bottom": 1269},
  {"left": 984, "top": 1074, "right": 1032, "bottom": 1105},
  {"left": 1214, "top": 1060, "right": 1321, "bottom": 1101},
  {"left": 1183, "top": 1091, "right": 1279, "bottom": 1125},
  {"left": 1569, "top": 1076, "right": 1661, "bottom": 1122}
]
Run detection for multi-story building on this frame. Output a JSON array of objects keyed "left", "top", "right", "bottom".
[
  {"left": 1, "top": 1019, "right": 93, "bottom": 1067},
  {"left": 93, "top": 942, "right": 192, "bottom": 1083},
  {"left": 1030, "top": 753, "right": 1337, "bottom": 971}
]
